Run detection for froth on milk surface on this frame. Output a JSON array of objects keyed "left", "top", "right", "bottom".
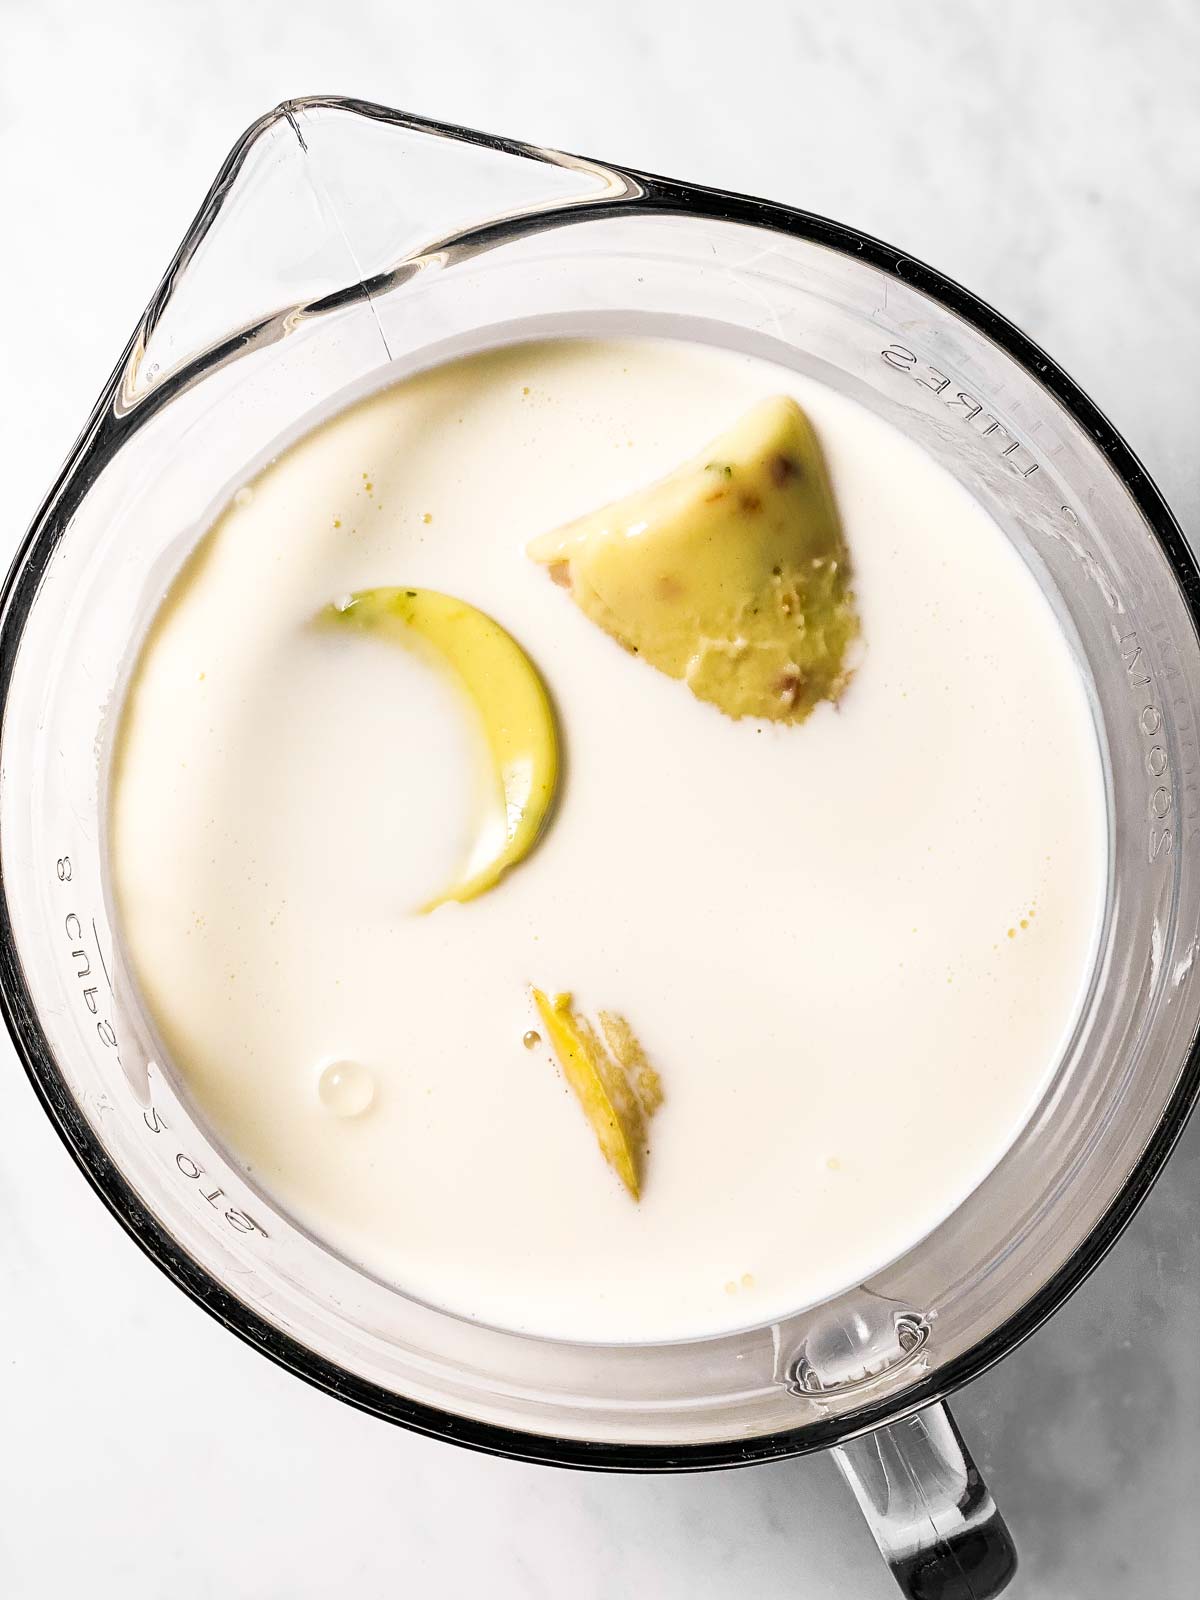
[{"left": 109, "top": 337, "right": 1107, "bottom": 1342}]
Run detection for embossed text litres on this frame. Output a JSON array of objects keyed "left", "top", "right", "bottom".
[{"left": 880, "top": 345, "right": 1040, "bottom": 479}]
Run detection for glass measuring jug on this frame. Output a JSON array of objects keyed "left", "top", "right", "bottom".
[{"left": 3, "top": 100, "right": 1200, "bottom": 1599}]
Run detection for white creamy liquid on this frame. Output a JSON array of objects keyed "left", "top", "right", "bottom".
[{"left": 110, "top": 337, "right": 1108, "bottom": 1342}]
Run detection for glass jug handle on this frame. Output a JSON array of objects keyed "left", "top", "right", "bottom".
[{"left": 832, "top": 1400, "right": 1018, "bottom": 1598}]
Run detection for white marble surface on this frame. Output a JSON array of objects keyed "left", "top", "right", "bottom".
[{"left": 2, "top": 1, "right": 1200, "bottom": 1595}]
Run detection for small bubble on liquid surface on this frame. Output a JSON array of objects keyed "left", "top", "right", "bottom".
[
  {"left": 318, "top": 1060, "right": 375, "bottom": 1118},
  {"left": 523, "top": 1030, "right": 541, "bottom": 1050}
]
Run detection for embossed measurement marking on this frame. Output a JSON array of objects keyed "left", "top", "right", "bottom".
[
  {"left": 1115, "top": 617, "right": 1195, "bottom": 864},
  {"left": 1125, "top": 617, "right": 1200, "bottom": 859},
  {"left": 142, "top": 1104, "right": 266, "bottom": 1238},
  {"left": 54, "top": 851, "right": 266, "bottom": 1240},
  {"left": 57, "top": 862, "right": 120, "bottom": 1055},
  {"left": 879, "top": 343, "right": 1188, "bottom": 868},
  {"left": 880, "top": 343, "right": 1040, "bottom": 479}
]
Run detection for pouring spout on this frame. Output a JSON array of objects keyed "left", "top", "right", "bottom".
[{"left": 124, "top": 98, "right": 642, "bottom": 410}]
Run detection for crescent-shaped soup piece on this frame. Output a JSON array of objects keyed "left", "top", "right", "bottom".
[{"left": 320, "top": 587, "right": 559, "bottom": 911}]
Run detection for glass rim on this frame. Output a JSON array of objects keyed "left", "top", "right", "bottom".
[{"left": 2, "top": 96, "right": 1198, "bottom": 1472}]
